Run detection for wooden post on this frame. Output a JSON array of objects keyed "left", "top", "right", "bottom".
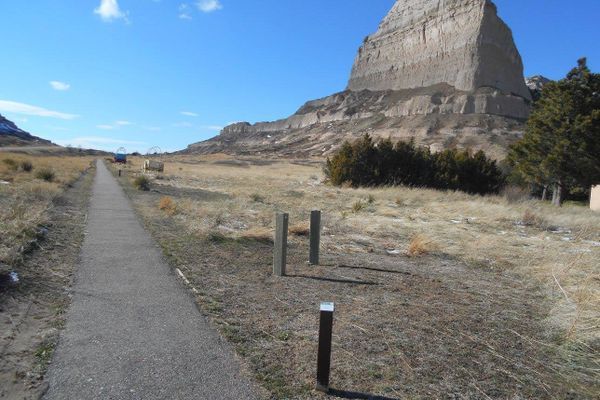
[
  {"left": 273, "top": 212, "right": 288, "bottom": 276},
  {"left": 309, "top": 210, "right": 321, "bottom": 265},
  {"left": 118, "top": 169, "right": 122, "bottom": 177},
  {"left": 316, "top": 302, "right": 335, "bottom": 392}
]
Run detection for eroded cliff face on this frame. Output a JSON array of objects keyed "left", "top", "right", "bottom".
[
  {"left": 186, "top": 0, "right": 532, "bottom": 159},
  {"left": 348, "top": 0, "right": 530, "bottom": 110}
]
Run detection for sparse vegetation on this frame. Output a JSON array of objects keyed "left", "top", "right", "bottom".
[
  {"left": 3, "top": 158, "right": 18, "bottom": 171},
  {"left": 35, "top": 168, "right": 56, "bottom": 182},
  {"left": 133, "top": 175, "right": 150, "bottom": 191}
]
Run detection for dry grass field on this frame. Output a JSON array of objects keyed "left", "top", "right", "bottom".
[
  {"left": 0, "top": 153, "right": 93, "bottom": 267},
  {"left": 115, "top": 155, "right": 599, "bottom": 399},
  {"left": 0, "top": 153, "right": 94, "bottom": 399}
]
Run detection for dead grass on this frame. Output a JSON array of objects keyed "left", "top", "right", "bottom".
[
  {"left": 117, "top": 154, "right": 600, "bottom": 398},
  {"left": 407, "top": 234, "right": 436, "bottom": 257},
  {"left": 158, "top": 196, "right": 177, "bottom": 215}
]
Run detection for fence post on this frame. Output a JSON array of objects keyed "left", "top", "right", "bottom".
[
  {"left": 316, "top": 301, "right": 335, "bottom": 392},
  {"left": 118, "top": 169, "right": 122, "bottom": 177},
  {"left": 273, "top": 212, "right": 289, "bottom": 276},
  {"left": 309, "top": 210, "right": 321, "bottom": 265}
]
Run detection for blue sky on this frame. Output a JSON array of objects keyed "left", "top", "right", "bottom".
[{"left": 0, "top": 0, "right": 598, "bottom": 152}]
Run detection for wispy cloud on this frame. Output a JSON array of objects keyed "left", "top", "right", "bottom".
[
  {"left": 94, "top": 0, "right": 129, "bottom": 22},
  {"left": 173, "top": 122, "right": 193, "bottom": 128},
  {"left": 96, "top": 120, "right": 133, "bottom": 130},
  {"left": 0, "top": 100, "right": 78, "bottom": 120},
  {"left": 49, "top": 81, "right": 71, "bottom": 91},
  {"left": 197, "top": 0, "right": 223, "bottom": 13},
  {"left": 202, "top": 125, "right": 223, "bottom": 131},
  {"left": 180, "top": 111, "right": 199, "bottom": 117},
  {"left": 178, "top": 3, "right": 193, "bottom": 19},
  {"left": 55, "top": 136, "right": 147, "bottom": 151}
]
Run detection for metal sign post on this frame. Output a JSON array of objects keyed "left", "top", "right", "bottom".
[{"left": 316, "top": 301, "right": 335, "bottom": 392}]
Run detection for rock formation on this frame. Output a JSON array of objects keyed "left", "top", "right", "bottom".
[
  {"left": 187, "top": 0, "right": 533, "bottom": 159},
  {"left": 0, "top": 114, "right": 51, "bottom": 146}
]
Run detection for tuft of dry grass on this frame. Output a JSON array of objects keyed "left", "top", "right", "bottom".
[
  {"left": 289, "top": 223, "right": 310, "bottom": 236},
  {"left": 407, "top": 234, "right": 436, "bottom": 257},
  {"left": 35, "top": 168, "right": 55, "bottom": 182},
  {"left": 133, "top": 175, "right": 150, "bottom": 191},
  {"left": 158, "top": 196, "right": 177, "bottom": 215}
]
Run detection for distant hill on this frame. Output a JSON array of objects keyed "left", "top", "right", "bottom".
[{"left": 0, "top": 114, "right": 53, "bottom": 146}]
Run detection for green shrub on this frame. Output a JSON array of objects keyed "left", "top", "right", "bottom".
[
  {"left": 325, "top": 134, "right": 505, "bottom": 195},
  {"left": 250, "top": 193, "right": 265, "bottom": 203},
  {"left": 35, "top": 168, "right": 55, "bottom": 182},
  {"left": 134, "top": 175, "right": 151, "bottom": 191},
  {"left": 2, "top": 158, "right": 18, "bottom": 171},
  {"left": 20, "top": 160, "right": 33, "bottom": 172}
]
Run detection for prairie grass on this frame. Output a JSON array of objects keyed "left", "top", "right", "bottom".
[
  {"left": 121, "top": 154, "right": 600, "bottom": 345},
  {"left": 0, "top": 153, "right": 93, "bottom": 266},
  {"left": 118, "top": 154, "right": 600, "bottom": 397}
]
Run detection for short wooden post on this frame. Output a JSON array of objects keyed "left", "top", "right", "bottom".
[
  {"left": 118, "top": 169, "right": 122, "bottom": 177},
  {"left": 273, "top": 212, "right": 289, "bottom": 276},
  {"left": 316, "top": 302, "right": 335, "bottom": 392},
  {"left": 309, "top": 210, "right": 321, "bottom": 265}
]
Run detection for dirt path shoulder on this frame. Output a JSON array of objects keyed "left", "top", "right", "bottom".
[{"left": 0, "top": 163, "right": 95, "bottom": 399}]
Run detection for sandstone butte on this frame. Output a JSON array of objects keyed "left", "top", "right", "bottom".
[{"left": 187, "top": 0, "right": 534, "bottom": 159}]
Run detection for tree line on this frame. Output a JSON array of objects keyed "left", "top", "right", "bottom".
[{"left": 325, "top": 135, "right": 505, "bottom": 195}]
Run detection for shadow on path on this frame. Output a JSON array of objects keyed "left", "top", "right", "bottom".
[{"left": 329, "top": 388, "right": 399, "bottom": 400}]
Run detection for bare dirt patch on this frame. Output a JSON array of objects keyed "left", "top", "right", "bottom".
[
  {"left": 114, "top": 156, "right": 599, "bottom": 399},
  {"left": 0, "top": 165, "right": 93, "bottom": 399}
]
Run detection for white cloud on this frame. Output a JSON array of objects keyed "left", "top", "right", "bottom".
[
  {"left": 180, "top": 111, "right": 199, "bottom": 117},
  {"left": 0, "top": 100, "right": 78, "bottom": 120},
  {"left": 96, "top": 124, "right": 116, "bottom": 130},
  {"left": 94, "top": 0, "right": 128, "bottom": 22},
  {"left": 197, "top": 0, "right": 222, "bottom": 13},
  {"left": 144, "top": 126, "right": 162, "bottom": 131},
  {"left": 50, "top": 81, "right": 71, "bottom": 91},
  {"left": 115, "top": 120, "right": 132, "bottom": 126}
]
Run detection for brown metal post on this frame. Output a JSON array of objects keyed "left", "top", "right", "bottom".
[{"left": 316, "top": 302, "right": 334, "bottom": 392}]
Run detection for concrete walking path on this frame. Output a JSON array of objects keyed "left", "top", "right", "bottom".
[{"left": 44, "top": 161, "right": 258, "bottom": 400}]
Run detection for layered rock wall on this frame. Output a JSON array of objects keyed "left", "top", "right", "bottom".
[{"left": 347, "top": 0, "right": 531, "bottom": 105}]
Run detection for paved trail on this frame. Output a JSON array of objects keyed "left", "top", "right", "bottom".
[{"left": 44, "top": 161, "right": 258, "bottom": 400}]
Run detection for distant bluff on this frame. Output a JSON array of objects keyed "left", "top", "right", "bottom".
[
  {"left": 0, "top": 114, "right": 52, "bottom": 146},
  {"left": 187, "top": 0, "right": 535, "bottom": 159}
]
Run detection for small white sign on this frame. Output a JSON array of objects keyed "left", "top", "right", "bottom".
[{"left": 320, "top": 302, "right": 335, "bottom": 312}]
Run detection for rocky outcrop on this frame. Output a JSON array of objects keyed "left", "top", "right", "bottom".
[
  {"left": 0, "top": 114, "right": 51, "bottom": 146},
  {"left": 526, "top": 75, "right": 552, "bottom": 101},
  {"left": 187, "top": 0, "right": 533, "bottom": 159}
]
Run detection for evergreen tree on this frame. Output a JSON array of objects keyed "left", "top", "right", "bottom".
[{"left": 509, "top": 58, "right": 600, "bottom": 206}]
